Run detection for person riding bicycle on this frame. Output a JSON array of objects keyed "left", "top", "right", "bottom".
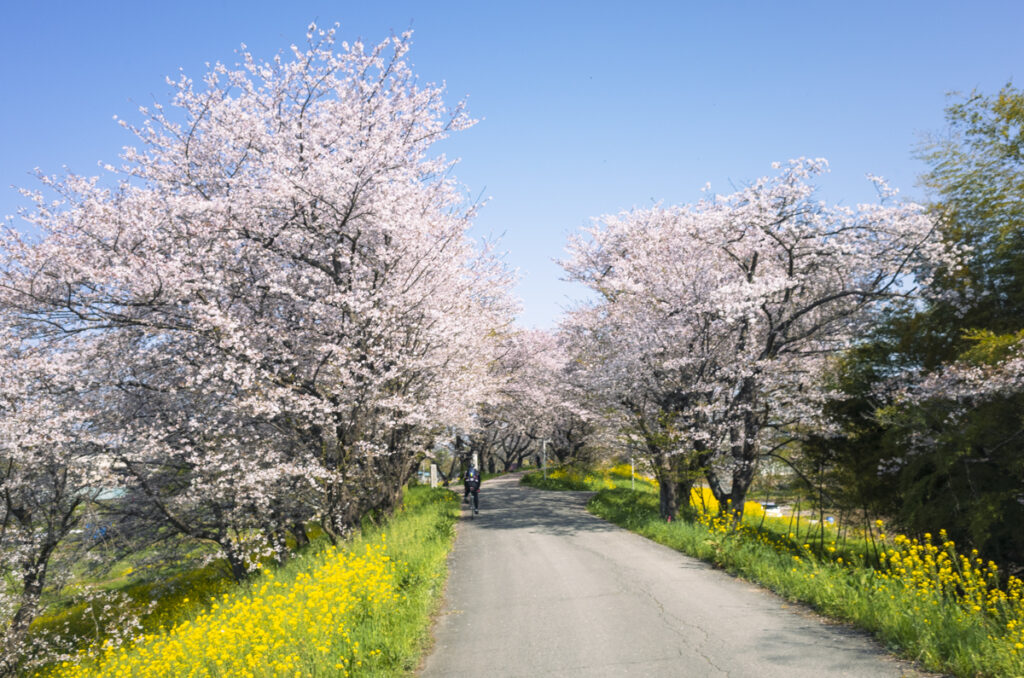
[{"left": 462, "top": 464, "right": 481, "bottom": 514}]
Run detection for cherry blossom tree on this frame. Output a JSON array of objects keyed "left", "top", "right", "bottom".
[
  {"left": 468, "top": 329, "right": 598, "bottom": 473},
  {"left": 466, "top": 330, "right": 555, "bottom": 472},
  {"left": 545, "top": 335, "right": 602, "bottom": 465},
  {"left": 0, "top": 309, "right": 110, "bottom": 673},
  {"left": 560, "top": 225, "right": 729, "bottom": 517},
  {"left": 0, "top": 21, "right": 515, "bottom": 601},
  {"left": 563, "top": 159, "right": 947, "bottom": 518}
]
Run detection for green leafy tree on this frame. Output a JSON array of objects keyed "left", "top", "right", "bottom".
[
  {"left": 919, "top": 83, "right": 1024, "bottom": 344},
  {"left": 820, "top": 84, "right": 1024, "bottom": 570}
]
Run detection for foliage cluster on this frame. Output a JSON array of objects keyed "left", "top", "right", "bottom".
[
  {"left": 520, "top": 464, "right": 651, "bottom": 492},
  {"left": 520, "top": 468, "right": 600, "bottom": 492},
  {"left": 812, "top": 84, "right": 1024, "bottom": 572}
]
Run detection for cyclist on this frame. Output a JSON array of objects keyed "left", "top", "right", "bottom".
[{"left": 462, "top": 464, "right": 481, "bottom": 514}]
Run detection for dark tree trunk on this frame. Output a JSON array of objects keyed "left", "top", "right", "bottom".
[
  {"left": 658, "top": 476, "right": 681, "bottom": 519},
  {"left": 2, "top": 552, "right": 52, "bottom": 675},
  {"left": 291, "top": 522, "right": 310, "bottom": 549},
  {"left": 706, "top": 377, "right": 761, "bottom": 520},
  {"left": 726, "top": 409, "right": 760, "bottom": 518},
  {"left": 222, "top": 543, "right": 249, "bottom": 582},
  {"left": 653, "top": 453, "right": 696, "bottom": 520}
]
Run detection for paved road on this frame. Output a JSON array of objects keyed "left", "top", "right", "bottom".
[{"left": 420, "top": 475, "right": 933, "bottom": 678}]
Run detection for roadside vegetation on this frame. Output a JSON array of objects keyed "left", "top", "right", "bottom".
[
  {"left": 519, "top": 465, "right": 615, "bottom": 491},
  {"left": 30, "top": 486, "right": 457, "bottom": 678},
  {"left": 3, "top": 17, "right": 1021, "bottom": 677},
  {"left": 524, "top": 465, "right": 1024, "bottom": 677}
]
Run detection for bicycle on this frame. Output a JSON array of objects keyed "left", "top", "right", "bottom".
[
  {"left": 463, "top": 486, "right": 479, "bottom": 518},
  {"left": 462, "top": 465, "right": 481, "bottom": 518}
]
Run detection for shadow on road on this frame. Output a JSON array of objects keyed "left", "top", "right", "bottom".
[{"left": 457, "top": 475, "right": 619, "bottom": 537}]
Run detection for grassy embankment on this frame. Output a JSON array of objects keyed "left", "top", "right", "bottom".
[
  {"left": 524, "top": 464, "right": 1024, "bottom": 678},
  {"left": 35, "top": 486, "right": 458, "bottom": 678}
]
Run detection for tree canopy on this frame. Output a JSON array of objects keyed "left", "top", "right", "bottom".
[{"left": 817, "top": 84, "right": 1024, "bottom": 571}]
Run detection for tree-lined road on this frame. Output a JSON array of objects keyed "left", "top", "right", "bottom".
[{"left": 421, "top": 476, "right": 930, "bottom": 677}]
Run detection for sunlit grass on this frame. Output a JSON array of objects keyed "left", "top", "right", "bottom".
[
  {"left": 42, "top": 486, "right": 458, "bottom": 677},
  {"left": 520, "top": 463, "right": 657, "bottom": 492}
]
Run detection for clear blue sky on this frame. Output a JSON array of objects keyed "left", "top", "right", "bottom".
[{"left": 2, "top": 1, "right": 1022, "bottom": 328}]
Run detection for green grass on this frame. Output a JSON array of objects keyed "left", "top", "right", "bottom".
[
  {"left": 28, "top": 541, "right": 234, "bottom": 666},
  {"left": 354, "top": 485, "right": 460, "bottom": 674},
  {"left": 587, "top": 486, "right": 1024, "bottom": 678},
  {"left": 32, "top": 486, "right": 459, "bottom": 677},
  {"left": 520, "top": 470, "right": 595, "bottom": 491},
  {"left": 520, "top": 463, "right": 651, "bottom": 492}
]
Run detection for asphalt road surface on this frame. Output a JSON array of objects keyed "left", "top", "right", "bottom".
[{"left": 420, "top": 474, "right": 933, "bottom": 678}]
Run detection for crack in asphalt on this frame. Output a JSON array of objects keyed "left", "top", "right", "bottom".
[{"left": 570, "top": 527, "right": 730, "bottom": 676}]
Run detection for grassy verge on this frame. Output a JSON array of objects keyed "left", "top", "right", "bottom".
[
  {"left": 520, "top": 463, "right": 651, "bottom": 492},
  {"left": 587, "top": 486, "right": 1024, "bottom": 678},
  {"left": 29, "top": 548, "right": 235, "bottom": 664},
  {"left": 44, "top": 486, "right": 458, "bottom": 677}
]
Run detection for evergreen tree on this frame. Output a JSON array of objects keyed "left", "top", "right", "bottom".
[{"left": 822, "top": 85, "right": 1024, "bottom": 570}]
